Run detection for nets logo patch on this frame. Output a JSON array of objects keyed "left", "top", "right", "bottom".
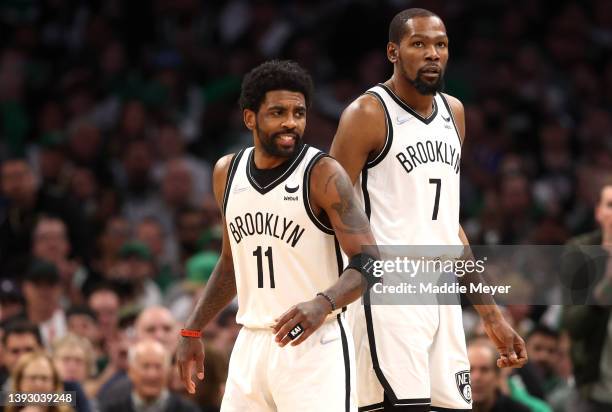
[{"left": 455, "top": 370, "right": 471, "bottom": 404}]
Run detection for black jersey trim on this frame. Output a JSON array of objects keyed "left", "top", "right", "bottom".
[
  {"left": 302, "top": 151, "right": 335, "bottom": 234},
  {"left": 439, "top": 93, "right": 463, "bottom": 147},
  {"left": 222, "top": 148, "right": 246, "bottom": 215},
  {"left": 338, "top": 314, "right": 352, "bottom": 412},
  {"left": 363, "top": 291, "right": 398, "bottom": 403},
  {"left": 358, "top": 402, "right": 384, "bottom": 412},
  {"left": 363, "top": 292, "right": 435, "bottom": 406},
  {"left": 364, "top": 91, "right": 394, "bottom": 168},
  {"left": 430, "top": 407, "right": 471, "bottom": 412},
  {"left": 377, "top": 83, "right": 438, "bottom": 125},
  {"left": 361, "top": 169, "right": 371, "bottom": 220},
  {"left": 334, "top": 236, "right": 348, "bottom": 313},
  {"left": 246, "top": 144, "right": 309, "bottom": 195}
]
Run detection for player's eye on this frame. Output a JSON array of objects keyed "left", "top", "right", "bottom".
[
  {"left": 437, "top": 42, "right": 447, "bottom": 48},
  {"left": 413, "top": 41, "right": 424, "bottom": 47}
]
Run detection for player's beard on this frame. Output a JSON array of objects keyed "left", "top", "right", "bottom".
[
  {"left": 404, "top": 65, "right": 445, "bottom": 95},
  {"left": 256, "top": 122, "right": 303, "bottom": 158}
]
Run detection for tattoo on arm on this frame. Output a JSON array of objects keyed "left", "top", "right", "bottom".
[
  {"left": 328, "top": 173, "right": 370, "bottom": 234},
  {"left": 186, "top": 260, "right": 236, "bottom": 330}
]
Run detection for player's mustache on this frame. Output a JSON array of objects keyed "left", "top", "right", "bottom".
[
  {"left": 419, "top": 64, "right": 442, "bottom": 73},
  {"left": 272, "top": 130, "right": 300, "bottom": 140}
]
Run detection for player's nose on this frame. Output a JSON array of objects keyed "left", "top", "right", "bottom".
[
  {"left": 424, "top": 45, "right": 440, "bottom": 61},
  {"left": 282, "top": 114, "right": 297, "bottom": 129}
]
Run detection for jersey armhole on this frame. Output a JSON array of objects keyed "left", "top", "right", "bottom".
[
  {"left": 439, "top": 93, "right": 463, "bottom": 147},
  {"left": 222, "top": 148, "right": 246, "bottom": 215},
  {"left": 364, "top": 90, "right": 393, "bottom": 169},
  {"left": 302, "top": 152, "right": 335, "bottom": 235}
]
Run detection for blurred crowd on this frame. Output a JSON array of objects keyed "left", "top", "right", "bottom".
[{"left": 0, "top": 0, "right": 611, "bottom": 411}]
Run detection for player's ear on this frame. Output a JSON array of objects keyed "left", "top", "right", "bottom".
[
  {"left": 387, "top": 42, "right": 398, "bottom": 63},
  {"left": 243, "top": 109, "right": 256, "bottom": 131}
]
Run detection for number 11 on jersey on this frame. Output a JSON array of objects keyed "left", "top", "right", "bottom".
[{"left": 253, "top": 246, "right": 275, "bottom": 288}]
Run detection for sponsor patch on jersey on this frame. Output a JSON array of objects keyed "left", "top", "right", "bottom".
[
  {"left": 233, "top": 186, "right": 249, "bottom": 194},
  {"left": 396, "top": 114, "right": 412, "bottom": 125},
  {"left": 455, "top": 370, "right": 472, "bottom": 404},
  {"left": 285, "top": 184, "right": 300, "bottom": 193}
]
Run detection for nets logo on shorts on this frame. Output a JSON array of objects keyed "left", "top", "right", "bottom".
[{"left": 455, "top": 370, "right": 472, "bottom": 404}]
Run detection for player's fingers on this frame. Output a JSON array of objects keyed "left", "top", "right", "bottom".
[
  {"left": 502, "top": 333, "right": 518, "bottom": 363},
  {"left": 276, "top": 316, "right": 305, "bottom": 347},
  {"left": 291, "top": 327, "right": 315, "bottom": 346},
  {"left": 272, "top": 307, "right": 298, "bottom": 332},
  {"left": 497, "top": 354, "right": 509, "bottom": 368},
  {"left": 195, "top": 352, "right": 205, "bottom": 381},
  {"left": 275, "top": 311, "right": 304, "bottom": 339},
  {"left": 179, "top": 359, "right": 195, "bottom": 393}
]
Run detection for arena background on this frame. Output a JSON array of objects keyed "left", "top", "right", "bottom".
[{"left": 0, "top": 0, "right": 610, "bottom": 411}]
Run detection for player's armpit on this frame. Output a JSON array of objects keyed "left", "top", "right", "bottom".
[{"left": 330, "top": 93, "right": 386, "bottom": 184}]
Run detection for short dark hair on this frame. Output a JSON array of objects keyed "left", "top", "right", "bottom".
[
  {"left": 66, "top": 305, "right": 98, "bottom": 322},
  {"left": 239, "top": 60, "right": 314, "bottom": 112},
  {"left": 24, "top": 259, "right": 60, "bottom": 285},
  {"left": 2, "top": 320, "right": 43, "bottom": 346},
  {"left": 527, "top": 324, "right": 559, "bottom": 341},
  {"left": 388, "top": 8, "right": 440, "bottom": 44}
]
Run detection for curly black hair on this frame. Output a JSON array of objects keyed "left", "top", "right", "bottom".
[{"left": 239, "top": 60, "right": 314, "bottom": 112}]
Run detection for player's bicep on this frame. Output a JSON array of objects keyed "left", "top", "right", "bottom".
[
  {"left": 330, "top": 95, "right": 386, "bottom": 184},
  {"left": 311, "top": 158, "right": 375, "bottom": 257},
  {"left": 212, "top": 154, "right": 236, "bottom": 262}
]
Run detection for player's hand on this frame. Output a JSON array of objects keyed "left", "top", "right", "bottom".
[
  {"left": 176, "top": 335, "right": 205, "bottom": 394},
  {"left": 482, "top": 315, "right": 528, "bottom": 368},
  {"left": 272, "top": 296, "right": 331, "bottom": 347}
]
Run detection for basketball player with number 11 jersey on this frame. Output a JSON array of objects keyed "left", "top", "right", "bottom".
[{"left": 177, "top": 60, "right": 379, "bottom": 412}]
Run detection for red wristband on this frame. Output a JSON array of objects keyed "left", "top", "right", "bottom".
[{"left": 180, "top": 328, "right": 202, "bottom": 338}]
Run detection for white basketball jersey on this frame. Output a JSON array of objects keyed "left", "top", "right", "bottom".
[
  {"left": 355, "top": 84, "right": 462, "bottom": 246},
  {"left": 223, "top": 144, "right": 342, "bottom": 329}
]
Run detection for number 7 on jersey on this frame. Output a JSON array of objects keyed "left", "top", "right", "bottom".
[{"left": 429, "top": 178, "right": 441, "bottom": 220}]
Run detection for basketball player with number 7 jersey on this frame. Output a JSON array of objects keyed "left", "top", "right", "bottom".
[
  {"left": 176, "top": 60, "right": 380, "bottom": 412},
  {"left": 330, "top": 8, "right": 528, "bottom": 412}
]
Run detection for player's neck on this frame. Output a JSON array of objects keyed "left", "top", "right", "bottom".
[
  {"left": 252, "top": 146, "right": 291, "bottom": 169},
  {"left": 386, "top": 75, "right": 435, "bottom": 118}
]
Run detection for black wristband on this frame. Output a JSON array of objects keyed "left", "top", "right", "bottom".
[
  {"left": 346, "top": 252, "right": 379, "bottom": 287},
  {"left": 316, "top": 292, "right": 336, "bottom": 311}
]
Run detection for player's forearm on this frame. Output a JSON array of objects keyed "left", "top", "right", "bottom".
[
  {"left": 457, "top": 225, "right": 499, "bottom": 310},
  {"left": 320, "top": 269, "right": 367, "bottom": 310},
  {"left": 184, "top": 259, "right": 237, "bottom": 331}
]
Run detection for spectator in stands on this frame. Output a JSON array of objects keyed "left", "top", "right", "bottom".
[
  {"left": 135, "top": 217, "right": 178, "bottom": 291},
  {"left": 7, "top": 352, "right": 73, "bottom": 412},
  {"left": 175, "top": 207, "right": 206, "bottom": 266},
  {"left": 468, "top": 340, "right": 530, "bottom": 412},
  {"left": 562, "top": 181, "right": 612, "bottom": 411},
  {"left": 87, "top": 285, "right": 120, "bottom": 344},
  {"left": 0, "top": 159, "right": 89, "bottom": 274},
  {"left": 525, "top": 325, "right": 563, "bottom": 398},
  {"left": 0, "top": 321, "right": 43, "bottom": 390},
  {"left": 21, "top": 260, "right": 67, "bottom": 348},
  {"left": 66, "top": 306, "right": 100, "bottom": 347},
  {"left": 134, "top": 306, "right": 179, "bottom": 354},
  {"left": 32, "top": 216, "right": 88, "bottom": 304},
  {"left": 105, "top": 242, "right": 162, "bottom": 308},
  {"left": 52, "top": 333, "right": 96, "bottom": 385},
  {"left": 101, "top": 340, "right": 198, "bottom": 412}
]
